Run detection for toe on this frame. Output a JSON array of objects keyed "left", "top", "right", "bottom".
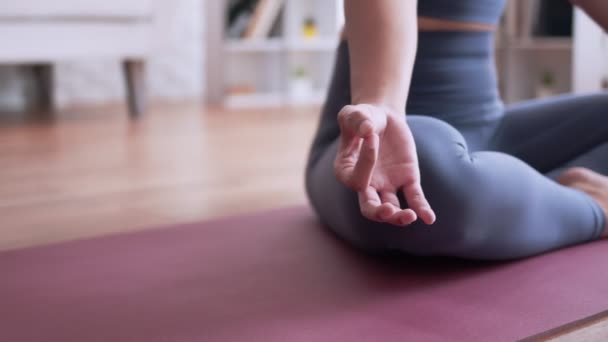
[{"left": 557, "top": 167, "right": 594, "bottom": 186}]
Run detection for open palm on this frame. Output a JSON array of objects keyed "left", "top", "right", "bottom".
[{"left": 334, "top": 104, "right": 436, "bottom": 226}]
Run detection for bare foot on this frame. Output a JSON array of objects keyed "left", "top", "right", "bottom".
[{"left": 558, "top": 167, "right": 608, "bottom": 238}]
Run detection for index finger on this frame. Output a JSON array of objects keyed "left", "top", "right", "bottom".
[{"left": 349, "top": 133, "right": 379, "bottom": 191}]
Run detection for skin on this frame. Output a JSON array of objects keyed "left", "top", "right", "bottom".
[
  {"left": 558, "top": 168, "right": 608, "bottom": 238},
  {"left": 336, "top": 0, "right": 608, "bottom": 233}
]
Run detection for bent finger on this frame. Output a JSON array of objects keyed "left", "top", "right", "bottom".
[
  {"left": 392, "top": 209, "right": 418, "bottom": 226},
  {"left": 349, "top": 133, "right": 378, "bottom": 191},
  {"left": 380, "top": 191, "right": 401, "bottom": 208},
  {"left": 358, "top": 187, "right": 382, "bottom": 221},
  {"left": 402, "top": 183, "right": 436, "bottom": 225}
]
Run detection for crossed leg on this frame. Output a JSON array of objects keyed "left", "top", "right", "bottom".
[
  {"left": 306, "top": 114, "right": 606, "bottom": 260},
  {"left": 491, "top": 92, "right": 608, "bottom": 238},
  {"left": 491, "top": 92, "right": 608, "bottom": 176}
]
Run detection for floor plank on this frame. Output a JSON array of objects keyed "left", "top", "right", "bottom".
[
  {"left": 0, "top": 102, "right": 318, "bottom": 250},
  {"left": 522, "top": 310, "right": 608, "bottom": 341}
]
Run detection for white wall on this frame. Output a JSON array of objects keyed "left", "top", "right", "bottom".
[
  {"left": 573, "top": 8, "right": 608, "bottom": 93},
  {"left": 0, "top": 0, "right": 205, "bottom": 111}
]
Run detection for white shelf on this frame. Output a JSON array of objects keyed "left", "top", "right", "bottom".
[
  {"left": 496, "top": 0, "right": 578, "bottom": 103},
  {"left": 224, "top": 89, "right": 327, "bottom": 109},
  {"left": 285, "top": 37, "right": 339, "bottom": 51},
  {"left": 224, "top": 92, "right": 284, "bottom": 108},
  {"left": 502, "top": 37, "right": 572, "bottom": 51},
  {"left": 220, "top": 0, "right": 343, "bottom": 109},
  {"left": 224, "top": 38, "right": 283, "bottom": 53},
  {"left": 286, "top": 89, "right": 326, "bottom": 106},
  {"left": 225, "top": 37, "right": 339, "bottom": 53}
]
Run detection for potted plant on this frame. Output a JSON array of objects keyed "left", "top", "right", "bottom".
[
  {"left": 289, "top": 66, "right": 313, "bottom": 101},
  {"left": 536, "top": 70, "right": 556, "bottom": 99}
]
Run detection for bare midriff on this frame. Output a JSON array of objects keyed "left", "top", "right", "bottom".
[{"left": 340, "top": 16, "right": 495, "bottom": 40}]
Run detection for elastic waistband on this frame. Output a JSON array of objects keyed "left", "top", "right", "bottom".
[
  {"left": 416, "top": 31, "right": 494, "bottom": 58},
  {"left": 407, "top": 31, "right": 503, "bottom": 123}
]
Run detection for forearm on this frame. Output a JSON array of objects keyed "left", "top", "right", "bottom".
[
  {"left": 572, "top": 0, "right": 608, "bottom": 31},
  {"left": 344, "top": 0, "right": 418, "bottom": 113}
]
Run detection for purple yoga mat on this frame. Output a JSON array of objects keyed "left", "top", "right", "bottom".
[{"left": 1, "top": 206, "right": 607, "bottom": 341}]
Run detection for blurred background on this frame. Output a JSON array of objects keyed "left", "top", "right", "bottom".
[{"left": 0, "top": 0, "right": 607, "bottom": 250}]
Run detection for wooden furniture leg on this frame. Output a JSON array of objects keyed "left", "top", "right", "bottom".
[
  {"left": 123, "top": 59, "right": 146, "bottom": 118},
  {"left": 30, "top": 63, "right": 54, "bottom": 113}
]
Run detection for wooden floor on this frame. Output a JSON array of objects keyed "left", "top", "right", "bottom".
[
  {"left": 1, "top": 102, "right": 607, "bottom": 340},
  {"left": 524, "top": 309, "right": 608, "bottom": 341},
  {"left": 0, "top": 102, "right": 318, "bottom": 251}
]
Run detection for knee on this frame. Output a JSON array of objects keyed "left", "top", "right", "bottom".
[
  {"left": 404, "top": 118, "right": 496, "bottom": 254},
  {"left": 407, "top": 117, "right": 478, "bottom": 206},
  {"left": 408, "top": 116, "right": 473, "bottom": 178},
  {"left": 408, "top": 116, "right": 468, "bottom": 154}
]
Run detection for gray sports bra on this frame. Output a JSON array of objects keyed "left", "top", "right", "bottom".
[{"left": 418, "top": 0, "right": 507, "bottom": 25}]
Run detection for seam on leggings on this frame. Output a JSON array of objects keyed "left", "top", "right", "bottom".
[{"left": 585, "top": 193, "right": 606, "bottom": 241}]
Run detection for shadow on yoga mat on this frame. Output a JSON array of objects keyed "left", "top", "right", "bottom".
[{"left": 1, "top": 206, "right": 607, "bottom": 341}]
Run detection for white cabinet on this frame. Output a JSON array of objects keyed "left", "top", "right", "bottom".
[
  {"left": 0, "top": 0, "right": 154, "bottom": 18},
  {"left": 0, "top": 0, "right": 162, "bottom": 117}
]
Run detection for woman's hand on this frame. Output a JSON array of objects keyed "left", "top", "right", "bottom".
[{"left": 334, "top": 104, "right": 436, "bottom": 226}]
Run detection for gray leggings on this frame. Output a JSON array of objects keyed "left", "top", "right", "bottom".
[{"left": 305, "top": 37, "right": 608, "bottom": 260}]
